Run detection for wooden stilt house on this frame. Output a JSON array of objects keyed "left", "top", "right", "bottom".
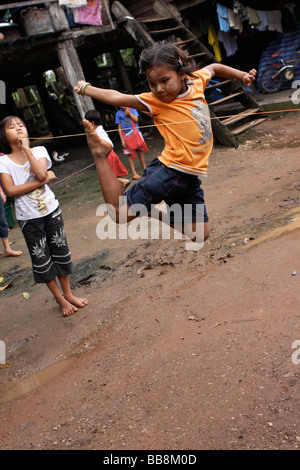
[{"left": 0, "top": 0, "right": 268, "bottom": 146}]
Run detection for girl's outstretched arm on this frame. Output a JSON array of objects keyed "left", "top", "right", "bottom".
[
  {"left": 74, "top": 81, "right": 148, "bottom": 112},
  {"left": 205, "top": 63, "right": 257, "bottom": 87}
]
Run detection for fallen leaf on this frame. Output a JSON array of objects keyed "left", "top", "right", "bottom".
[{"left": 0, "top": 281, "right": 12, "bottom": 291}]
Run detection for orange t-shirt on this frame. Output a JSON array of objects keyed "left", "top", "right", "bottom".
[{"left": 136, "top": 68, "right": 213, "bottom": 177}]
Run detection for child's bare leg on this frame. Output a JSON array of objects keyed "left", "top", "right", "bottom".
[
  {"left": 58, "top": 274, "right": 88, "bottom": 309},
  {"left": 83, "top": 119, "right": 134, "bottom": 222},
  {"left": 137, "top": 150, "right": 146, "bottom": 170},
  {"left": 151, "top": 205, "right": 210, "bottom": 243},
  {"left": 127, "top": 155, "right": 139, "bottom": 178},
  {"left": 47, "top": 278, "right": 77, "bottom": 316},
  {"left": 183, "top": 221, "right": 210, "bottom": 242},
  {"left": 84, "top": 119, "right": 124, "bottom": 205}
]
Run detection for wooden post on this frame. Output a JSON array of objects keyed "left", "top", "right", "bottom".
[
  {"left": 35, "top": 72, "right": 59, "bottom": 136},
  {"left": 56, "top": 39, "right": 94, "bottom": 118},
  {"left": 112, "top": 48, "right": 133, "bottom": 93},
  {"left": 209, "top": 109, "right": 239, "bottom": 148},
  {"left": 49, "top": 2, "right": 94, "bottom": 118},
  {"left": 48, "top": 1, "right": 70, "bottom": 31},
  {"left": 102, "top": 0, "right": 115, "bottom": 30}
]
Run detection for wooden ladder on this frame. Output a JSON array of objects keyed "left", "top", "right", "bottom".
[{"left": 111, "top": 0, "right": 267, "bottom": 147}]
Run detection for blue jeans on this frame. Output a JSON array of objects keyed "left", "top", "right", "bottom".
[
  {"left": 125, "top": 158, "right": 208, "bottom": 224},
  {"left": 0, "top": 198, "right": 8, "bottom": 240}
]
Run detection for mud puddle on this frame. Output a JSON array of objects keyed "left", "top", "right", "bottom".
[
  {"left": 1, "top": 249, "right": 113, "bottom": 296},
  {"left": 241, "top": 208, "right": 300, "bottom": 250},
  {"left": 220, "top": 207, "right": 300, "bottom": 251},
  {"left": 0, "top": 357, "right": 74, "bottom": 403}
]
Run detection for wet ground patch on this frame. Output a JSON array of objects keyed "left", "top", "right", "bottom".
[{"left": 0, "top": 249, "right": 114, "bottom": 297}]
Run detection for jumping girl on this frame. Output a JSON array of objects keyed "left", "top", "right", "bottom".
[{"left": 75, "top": 42, "right": 256, "bottom": 244}]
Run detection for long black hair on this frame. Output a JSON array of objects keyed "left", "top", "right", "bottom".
[
  {"left": 0, "top": 116, "right": 26, "bottom": 154},
  {"left": 139, "top": 41, "right": 198, "bottom": 79}
]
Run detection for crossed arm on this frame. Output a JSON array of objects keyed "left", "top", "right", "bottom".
[{"left": 0, "top": 167, "right": 56, "bottom": 198}]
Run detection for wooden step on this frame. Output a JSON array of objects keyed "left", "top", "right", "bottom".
[
  {"left": 149, "top": 25, "right": 184, "bottom": 36},
  {"left": 141, "top": 16, "right": 173, "bottom": 23},
  {"left": 172, "top": 38, "right": 197, "bottom": 47},
  {"left": 188, "top": 52, "right": 207, "bottom": 60},
  {"left": 208, "top": 91, "right": 244, "bottom": 107},
  {"left": 231, "top": 117, "right": 267, "bottom": 135},
  {"left": 221, "top": 107, "right": 261, "bottom": 126}
]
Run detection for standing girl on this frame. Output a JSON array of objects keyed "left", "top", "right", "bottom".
[
  {"left": 0, "top": 116, "right": 88, "bottom": 316},
  {"left": 115, "top": 106, "right": 147, "bottom": 180},
  {"left": 75, "top": 42, "right": 256, "bottom": 244}
]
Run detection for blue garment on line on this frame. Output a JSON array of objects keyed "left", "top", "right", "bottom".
[{"left": 217, "top": 3, "right": 230, "bottom": 33}]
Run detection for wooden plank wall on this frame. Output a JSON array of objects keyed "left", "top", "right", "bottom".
[{"left": 120, "top": 0, "right": 156, "bottom": 19}]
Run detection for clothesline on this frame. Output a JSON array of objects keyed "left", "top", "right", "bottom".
[
  {"left": 26, "top": 107, "right": 300, "bottom": 142},
  {"left": 2, "top": 106, "right": 300, "bottom": 211},
  {"left": 46, "top": 106, "right": 300, "bottom": 187}
]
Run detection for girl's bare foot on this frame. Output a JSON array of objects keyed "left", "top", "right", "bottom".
[
  {"left": 5, "top": 248, "right": 22, "bottom": 257},
  {"left": 83, "top": 119, "right": 112, "bottom": 158},
  {"left": 57, "top": 298, "right": 78, "bottom": 316},
  {"left": 118, "top": 178, "right": 130, "bottom": 189},
  {"left": 65, "top": 293, "right": 88, "bottom": 308}
]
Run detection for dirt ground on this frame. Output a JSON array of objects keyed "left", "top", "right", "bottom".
[{"left": 0, "top": 111, "right": 299, "bottom": 451}]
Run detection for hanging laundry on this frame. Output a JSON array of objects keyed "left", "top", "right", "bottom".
[
  {"left": 218, "top": 30, "right": 238, "bottom": 57},
  {"left": 217, "top": 3, "right": 230, "bottom": 33},
  {"left": 267, "top": 10, "right": 283, "bottom": 33},
  {"left": 58, "top": 0, "right": 87, "bottom": 7},
  {"left": 233, "top": 0, "right": 247, "bottom": 21},
  {"left": 245, "top": 7, "right": 261, "bottom": 27},
  {"left": 64, "top": 7, "right": 78, "bottom": 27},
  {"left": 208, "top": 23, "right": 222, "bottom": 62},
  {"left": 227, "top": 8, "right": 243, "bottom": 33},
  {"left": 256, "top": 10, "right": 269, "bottom": 31},
  {"left": 73, "top": 0, "right": 102, "bottom": 26}
]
